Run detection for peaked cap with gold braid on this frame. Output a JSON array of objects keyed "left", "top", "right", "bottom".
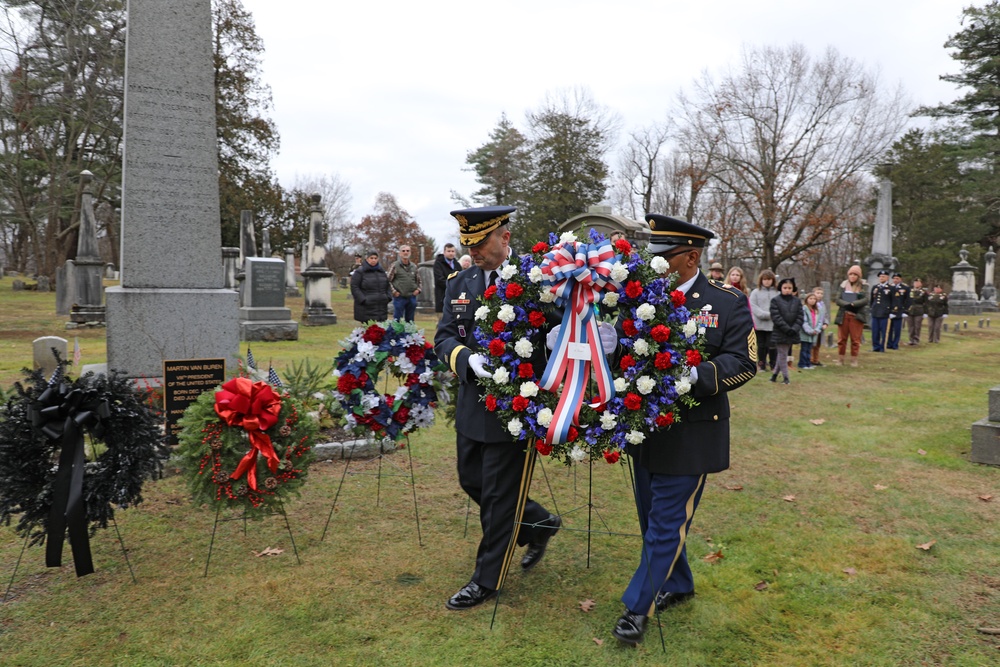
[
  {"left": 645, "top": 213, "right": 714, "bottom": 253},
  {"left": 450, "top": 205, "right": 515, "bottom": 247}
]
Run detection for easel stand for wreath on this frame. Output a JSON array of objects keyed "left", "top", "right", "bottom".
[
  {"left": 0, "top": 363, "right": 166, "bottom": 601},
  {"left": 324, "top": 320, "right": 452, "bottom": 549},
  {"left": 174, "top": 377, "right": 316, "bottom": 577}
]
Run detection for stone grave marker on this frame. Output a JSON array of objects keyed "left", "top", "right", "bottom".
[
  {"left": 33, "top": 336, "right": 68, "bottom": 378},
  {"left": 239, "top": 257, "right": 298, "bottom": 341},
  {"left": 971, "top": 385, "right": 1000, "bottom": 466}
]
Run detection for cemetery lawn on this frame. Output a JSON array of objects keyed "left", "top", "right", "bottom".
[{"left": 1, "top": 277, "right": 999, "bottom": 666}]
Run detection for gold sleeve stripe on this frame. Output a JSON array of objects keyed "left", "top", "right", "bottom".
[
  {"left": 449, "top": 345, "right": 469, "bottom": 374},
  {"left": 723, "top": 371, "right": 755, "bottom": 387},
  {"left": 747, "top": 330, "right": 758, "bottom": 364}
]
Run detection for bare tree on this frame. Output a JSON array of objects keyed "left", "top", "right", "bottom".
[
  {"left": 674, "top": 43, "right": 909, "bottom": 270},
  {"left": 612, "top": 122, "right": 670, "bottom": 219},
  {"left": 291, "top": 172, "right": 352, "bottom": 250}
]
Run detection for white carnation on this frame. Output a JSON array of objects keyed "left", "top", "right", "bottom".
[
  {"left": 492, "top": 367, "right": 510, "bottom": 384},
  {"left": 613, "top": 377, "right": 629, "bottom": 392},
  {"left": 683, "top": 320, "right": 698, "bottom": 337},
  {"left": 600, "top": 413, "right": 617, "bottom": 430},
  {"left": 610, "top": 262, "right": 629, "bottom": 282},
  {"left": 514, "top": 338, "right": 533, "bottom": 358},
  {"left": 539, "top": 288, "right": 556, "bottom": 303},
  {"left": 636, "top": 303, "right": 657, "bottom": 321},
  {"left": 498, "top": 304, "right": 516, "bottom": 323},
  {"left": 475, "top": 305, "right": 491, "bottom": 321},
  {"left": 636, "top": 375, "right": 656, "bottom": 395},
  {"left": 536, "top": 407, "right": 553, "bottom": 427},
  {"left": 519, "top": 382, "right": 539, "bottom": 398},
  {"left": 676, "top": 377, "right": 692, "bottom": 395},
  {"left": 528, "top": 266, "right": 543, "bottom": 283},
  {"left": 569, "top": 445, "right": 587, "bottom": 462},
  {"left": 559, "top": 231, "right": 578, "bottom": 245},
  {"left": 625, "top": 430, "right": 646, "bottom": 445},
  {"left": 499, "top": 265, "right": 516, "bottom": 281},
  {"left": 650, "top": 256, "right": 670, "bottom": 274},
  {"left": 507, "top": 418, "right": 523, "bottom": 437},
  {"left": 602, "top": 291, "right": 619, "bottom": 307},
  {"left": 633, "top": 338, "right": 650, "bottom": 356}
]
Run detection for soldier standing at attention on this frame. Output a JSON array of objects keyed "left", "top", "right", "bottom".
[
  {"left": 611, "top": 214, "right": 757, "bottom": 646},
  {"left": 434, "top": 206, "right": 561, "bottom": 611},
  {"left": 869, "top": 270, "right": 892, "bottom": 352},
  {"left": 925, "top": 284, "right": 949, "bottom": 343},
  {"left": 907, "top": 278, "right": 928, "bottom": 345},
  {"left": 886, "top": 272, "right": 910, "bottom": 350}
]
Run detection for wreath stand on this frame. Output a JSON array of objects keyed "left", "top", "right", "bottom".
[
  {"left": 202, "top": 499, "right": 302, "bottom": 577},
  {"left": 3, "top": 516, "right": 137, "bottom": 603},
  {"left": 319, "top": 433, "right": 423, "bottom": 547}
]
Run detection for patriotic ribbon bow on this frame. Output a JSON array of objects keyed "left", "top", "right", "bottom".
[
  {"left": 538, "top": 238, "right": 621, "bottom": 445},
  {"left": 214, "top": 377, "right": 282, "bottom": 491}
]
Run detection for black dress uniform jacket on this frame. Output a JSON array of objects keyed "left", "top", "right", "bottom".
[
  {"left": 870, "top": 282, "right": 893, "bottom": 318},
  {"left": 629, "top": 273, "right": 757, "bottom": 476}
]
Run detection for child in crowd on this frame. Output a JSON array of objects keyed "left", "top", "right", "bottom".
[
  {"left": 799, "top": 292, "right": 822, "bottom": 370},
  {"left": 769, "top": 277, "right": 803, "bottom": 385}
]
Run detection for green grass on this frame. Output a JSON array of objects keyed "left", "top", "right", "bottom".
[{"left": 1, "top": 277, "right": 999, "bottom": 665}]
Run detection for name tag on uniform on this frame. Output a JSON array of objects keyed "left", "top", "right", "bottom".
[
  {"left": 568, "top": 342, "right": 591, "bottom": 360},
  {"left": 452, "top": 304, "right": 467, "bottom": 313},
  {"left": 693, "top": 313, "right": 719, "bottom": 328}
]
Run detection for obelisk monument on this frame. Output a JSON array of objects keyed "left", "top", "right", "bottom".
[
  {"left": 865, "top": 176, "right": 897, "bottom": 287},
  {"left": 104, "top": 0, "right": 238, "bottom": 379}
]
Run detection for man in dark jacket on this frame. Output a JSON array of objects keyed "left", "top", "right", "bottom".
[
  {"left": 612, "top": 214, "right": 757, "bottom": 646},
  {"left": 432, "top": 243, "right": 458, "bottom": 313},
  {"left": 869, "top": 270, "right": 892, "bottom": 352},
  {"left": 434, "top": 206, "right": 560, "bottom": 611},
  {"left": 349, "top": 251, "right": 392, "bottom": 323},
  {"left": 887, "top": 273, "right": 910, "bottom": 350}
]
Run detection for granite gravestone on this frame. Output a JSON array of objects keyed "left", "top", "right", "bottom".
[
  {"left": 55, "top": 261, "right": 77, "bottom": 316},
  {"left": 222, "top": 247, "right": 240, "bottom": 289},
  {"left": 239, "top": 257, "right": 298, "bottom": 341},
  {"left": 69, "top": 171, "right": 106, "bottom": 327},
  {"left": 103, "top": 0, "right": 238, "bottom": 380},
  {"left": 33, "top": 336, "right": 68, "bottom": 378},
  {"left": 284, "top": 248, "right": 300, "bottom": 296},
  {"left": 949, "top": 246, "right": 981, "bottom": 315},
  {"left": 971, "top": 385, "right": 1000, "bottom": 466},
  {"left": 300, "top": 195, "right": 337, "bottom": 325}
]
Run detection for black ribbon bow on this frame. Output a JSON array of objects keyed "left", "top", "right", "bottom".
[{"left": 28, "top": 380, "right": 110, "bottom": 577}]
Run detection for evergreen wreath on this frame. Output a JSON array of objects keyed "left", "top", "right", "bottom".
[
  {"left": 332, "top": 320, "right": 452, "bottom": 445},
  {"left": 0, "top": 364, "right": 167, "bottom": 548},
  {"left": 176, "top": 376, "right": 316, "bottom": 516}
]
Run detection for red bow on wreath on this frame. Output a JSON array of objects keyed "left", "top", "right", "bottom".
[{"left": 214, "top": 377, "right": 282, "bottom": 491}]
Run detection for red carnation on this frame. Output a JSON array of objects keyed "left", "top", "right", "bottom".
[
  {"left": 512, "top": 396, "right": 529, "bottom": 412},
  {"left": 393, "top": 406, "right": 410, "bottom": 424},
  {"left": 484, "top": 285, "right": 498, "bottom": 300},
  {"left": 535, "top": 441, "right": 553, "bottom": 456},
  {"left": 614, "top": 238, "right": 632, "bottom": 255},
  {"left": 362, "top": 324, "right": 386, "bottom": 344},
  {"left": 619, "top": 355, "right": 636, "bottom": 371},
  {"left": 654, "top": 352, "right": 673, "bottom": 370},
  {"left": 337, "top": 373, "right": 357, "bottom": 393},
  {"left": 488, "top": 339, "right": 506, "bottom": 357},
  {"left": 485, "top": 395, "right": 498, "bottom": 411},
  {"left": 405, "top": 373, "right": 420, "bottom": 387},
  {"left": 603, "top": 449, "right": 621, "bottom": 464},
  {"left": 686, "top": 349, "right": 702, "bottom": 366},
  {"left": 424, "top": 341, "right": 433, "bottom": 349},
  {"left": 622, "top": 319, "right": 638, "bottom": 337},
  {"left": 625, "top": 280, "right": 643, "bottom": 299},
  {"left": 405, "top": 345, "right": 426, "bottom": 363},
  {"left": 567, "top": 426, "right": 579, "bottom": 442},
  {"left": 671, "top": 290, "right": 686, "bottom": 307},
  {"left": 623, "top": 393, "right": 642, "bottom": 411},
  {"left": 505, "top": 283, "right": 524, "bottom": 299},
  {"left": 651, "top": 325, "right": 672, "bottom": 343},
  {"left": 492, "top": 320, "right": 506, "bottom": 334},
  {"left": 528, "top": 311, "right": 546, "bottom": 328},
  {"left": 518, "top": 363, "right": 534, "bottom": 379},
  {"left": 655, "top": 412, "right": 675, "bottom": 427},
  {"left": 532, "top": 242, "right": 549, "bottom": 253},
  {"left": 359, "top": 371, "right": 370, "bottom": 385}
]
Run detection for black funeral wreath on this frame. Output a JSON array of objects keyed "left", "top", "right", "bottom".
[{"left": 0, "top": 365, "right": 168, "bottom": 550}]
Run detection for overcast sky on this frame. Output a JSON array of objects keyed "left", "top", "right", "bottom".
[{"left": 240, "top": 0, "right": 971, "bottom": 250}]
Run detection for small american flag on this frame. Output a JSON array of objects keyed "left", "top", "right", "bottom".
[
  {"left": 267, "top": 365, "right": 283, "bottom": 388},
  {"left": 73, "top": 337, "right": 81, "bottom": 367},
  {"left": 246, "top": 347, "right": 257, "bottom": 371}
]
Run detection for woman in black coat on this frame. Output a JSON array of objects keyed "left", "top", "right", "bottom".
[
  {"left": 350, "top": 251, "right": 392, "bottom": 323},
  {"left": 769, "top": 277, "right": 803, "bottom": 384}
]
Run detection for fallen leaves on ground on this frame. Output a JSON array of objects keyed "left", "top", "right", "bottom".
[
  {"left": 809, "top": 418, "right": 826, "bottom": 425},
  {"left": 724, "top": 484, "right": 743, "bottom": 491},
  {"left": 916, "top": 540, "right": 936, "bottom": 551},
  {"left": 579, "top": 599, "right": 596, "bottom": 612},
  {"left": 592, "top": 638, "right": 604, "bottom": 645},
  {"left": 702, "top": 550, "right": 724, "bottom": 564},
  {"left": 252, "top": 546, "right": 284, "bottom": 557},
  {"left": 874, "top": 484, "right": 888, "bottom": 491},
  {"left": 754, "top": 581, "right": 769, "bottom": 591},
  {"left": 979, "top": 494, "right": 993, "bottom": 502},
  {"left": 917, "top": 449, "right": 927, "bottom": 456},
  {"left": 976, "top": 627, "right": 1000, "bottom": 635},
  {"left": 843, "top": 567, "right": 857, "bottom": 576},
  {"left": 783, "top": 495, "right": 796, "bottom": 502}
]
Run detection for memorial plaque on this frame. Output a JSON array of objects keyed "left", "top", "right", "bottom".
[
  {"left": 163, "top": 358, "right": 226, "bottom": 445},
  {"left": 245, "top": 258, "right": 286, "bottom": 308}
]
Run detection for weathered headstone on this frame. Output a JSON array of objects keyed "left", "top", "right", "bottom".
[
  {"left": 33, "top": 336, "right": 68, "bottom": 378},
  {"left": 105, "top": 263, "right": 117, "bottom": 279},
  {"left": 239, "top": 257, "right": 298, "bottom": 341},
  {"left": 300, "top": 195, "right": 337, "bottom": 325},
  {"left": 12, "top": 279, "right": 25, "bottom": 291},
  {"left": 949, "top": 246, "right": 982, "bottom": 315},
  {"left": 971, "top": 385, "right": 1000, "bottom": 466},
  {"left": 261, "top": 228, "right": 271, "bottom": 258},
  {"left": 56, "top": 260, "right": 77, "bottom": 316},
  {"left": 417, "top": 259, "right": 435, "bottom": 312},
  {"left": 284, "top": 248, "right": 300, "bottom": 296},
  {"left": 69, "top": 171, "right": 106, "bottom": 327},
  {"left": 222, "top": 247, "right": 240, "bottom": 289},
  {"left": 981, "top": 246, "right": 997, "bottom": 311},
  {"left": 104, "top": 0, "right": 238, "bottom": 380},
  {"left": 36, "top": 276, "right": 51, "bottom": 292}
]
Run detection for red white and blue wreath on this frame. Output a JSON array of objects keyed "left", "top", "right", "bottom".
[
  {"left": 332, "top": 320, "right": 452, "bottom": 445},
  {"left": 473, "top": 229, "right": 705, "bottom": 465}
]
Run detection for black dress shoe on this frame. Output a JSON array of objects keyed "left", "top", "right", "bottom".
[
  {"left": 611, "top": 609, "right": 648, "bottom": 646},
  {"left": 521, "top": 515, "right": 562, "bottom": 570},
  {"left": 654, "top": 590, "right": 695, "bottom": 612},
  {"left": 445, "top": 581, "right": 496, "bottom": 610}
]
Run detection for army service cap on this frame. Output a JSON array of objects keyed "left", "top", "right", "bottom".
[
  {"left": 645, "top": 213, "right": 714, "bottom": 253},
  {"left": 450, "top": 206, "right": 515, "bottom": 248}
]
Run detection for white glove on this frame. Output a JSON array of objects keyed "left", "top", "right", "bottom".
[
  {"left": 689, "top": 367, "right": 699, "bottom": 384},
  {"left": 469, "top": 353, "right": 491, "bottom": 379},
  {"left": 902, "top": 314, "right": 908, "bottom": 319},
  {"left": 943, "top": 314, "right": 949, "bottom": 318},
  {"left": 546, "top": 325, "right": 561, "bottom": 350},
  {"left": 889, "top": 314, "right": 896, "bottom": 320},
  {"left": 598, "top": 322, "right": 618, "bottom": 354},
  {"left": 923, "top": 314, "right": 928, "bottom": 319}
]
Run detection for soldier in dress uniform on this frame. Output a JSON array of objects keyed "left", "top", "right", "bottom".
[
  {"left": 906, "top": 278, "right": 928, "bottom": 345},
  {"left": 869, "top": 270, "right": 893, "bottom": 352},
  {"left": 611, "top": 214, "right": 757, "bottom": 646},
  {"left": 886, "top": 272, "right": 910, "bottom": 350},
  {"left": 434, "top": 205, "right": 560, "bottom": 611}
]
